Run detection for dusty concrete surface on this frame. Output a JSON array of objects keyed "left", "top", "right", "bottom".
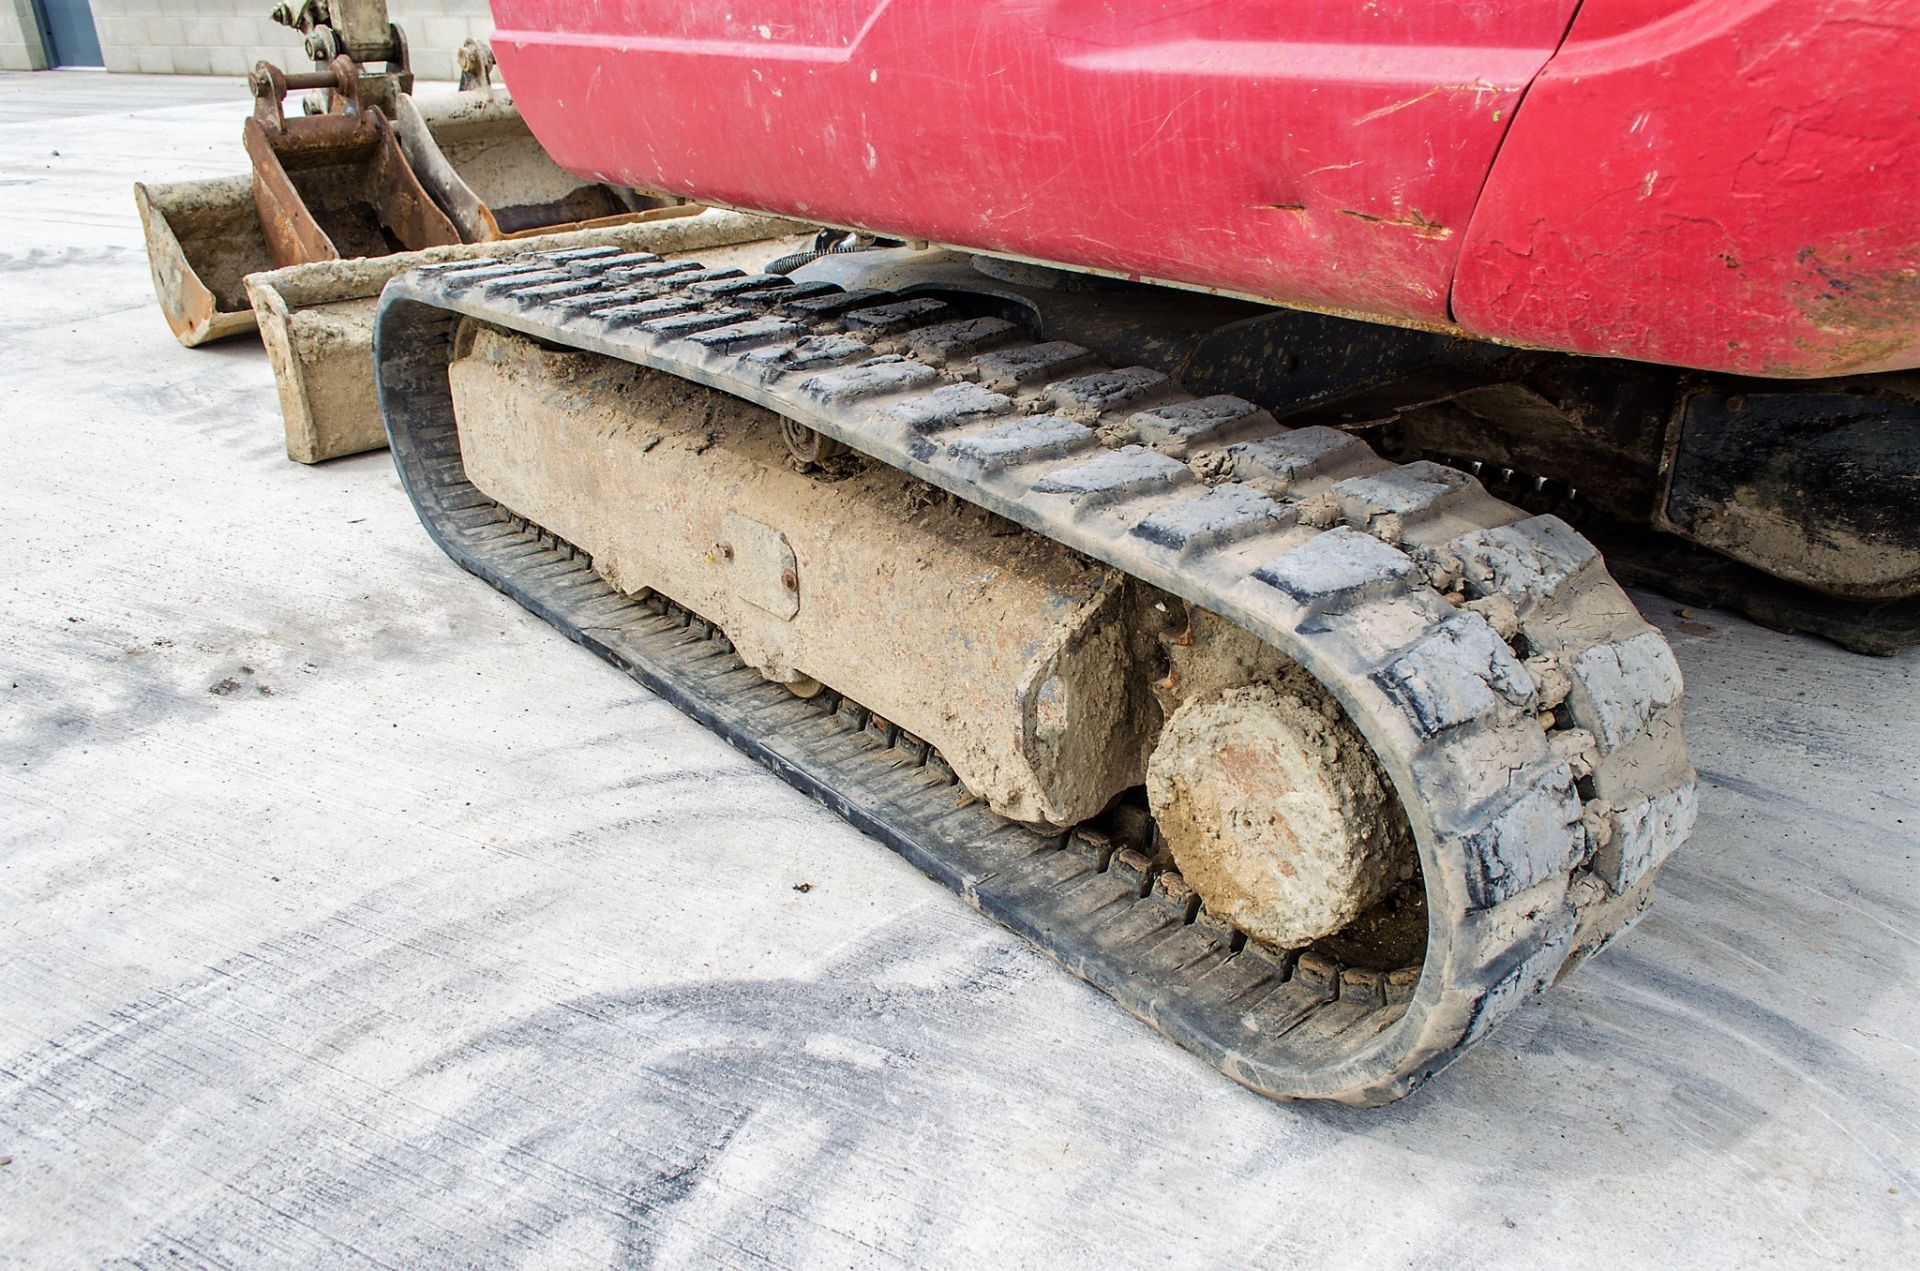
[{"left": 2, "top": 72, "right": 1917, "bottom": 1269}]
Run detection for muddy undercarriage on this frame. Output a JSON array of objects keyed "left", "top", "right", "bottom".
[{"left": 371, "top": 245, "right": 1700, "bottom": 1103}]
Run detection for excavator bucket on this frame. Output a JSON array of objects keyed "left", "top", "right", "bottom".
[
  {"left": 135, "top": 55, "right": 452, "bottom": 349},
  {"left": 394, "top": 91, "right": 667, "bottom": 241},
  {"left": 134, "top": 174, "right": 276, "bottom": 347},
  {"left": 246, "top": 209, "right": 802, "bottom": 462},
  {"left": 245, "top": 84, "right": 716, "bottom": 463},
  {"left": 242, "top": 57, "right": 460, "bottom": 268},
  {"left": 137, "top": 40, "right": 673, "bottom": 349}
]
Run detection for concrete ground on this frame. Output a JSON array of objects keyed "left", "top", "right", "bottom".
[{"left": 2, "top": 70, "right": 1916, "bottom": 1270}]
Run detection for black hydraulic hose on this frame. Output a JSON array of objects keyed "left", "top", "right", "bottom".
[{"left": 766, "top": 230, "right": 900, "bottom": 276}]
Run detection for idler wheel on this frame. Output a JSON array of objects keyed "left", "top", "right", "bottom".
[
  {"left": 780, "top": 419, "right": 849, "bottom": 465},
  {"left": 1146, "top": 679, "right": 1415, "bottom": 950}
]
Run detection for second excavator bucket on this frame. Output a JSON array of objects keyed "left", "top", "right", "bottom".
[
  {"left": 393, "top": 90, "right": 671, "bottom": 242},
  {"left": 243, "top": 56, "right": 460, "bottom": 268},
  {"left": 134, "top": 174, "right": 277, "bottom": 347},
  {"left": 394, "top": 39, "right": 675, "bottom": 243}
]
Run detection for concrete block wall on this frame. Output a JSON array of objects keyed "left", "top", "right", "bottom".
[
  {"left": 1, "top": 2, "right": 492, "bottom": 78},
  {"left": 1, "top": 0, "right": 50, "bottom": 70}
]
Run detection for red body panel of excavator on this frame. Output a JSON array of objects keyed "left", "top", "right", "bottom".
[{"left": 490, "top": 0, "right": 1920, "bottom": 378}]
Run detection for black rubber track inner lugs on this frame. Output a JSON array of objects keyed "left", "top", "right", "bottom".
[{"left": 375, "top": 302, "right": 1422, "bottom": 1105}]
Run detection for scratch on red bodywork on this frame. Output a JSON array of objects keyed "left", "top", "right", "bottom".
[
  {"left": 1353, "top": 80, "right": 1510, "bottom": 126},
  {"left": 1338, "top": 208, "right": 1453, "bottom": 240}
]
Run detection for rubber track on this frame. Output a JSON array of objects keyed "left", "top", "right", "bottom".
[{"left": 373, "top": 245, "right": 1697, "bottom": 1104}]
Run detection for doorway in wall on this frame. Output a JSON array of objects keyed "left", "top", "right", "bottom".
[{"left": 30, "top": 0, "right": 104, "bottom": 68}]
